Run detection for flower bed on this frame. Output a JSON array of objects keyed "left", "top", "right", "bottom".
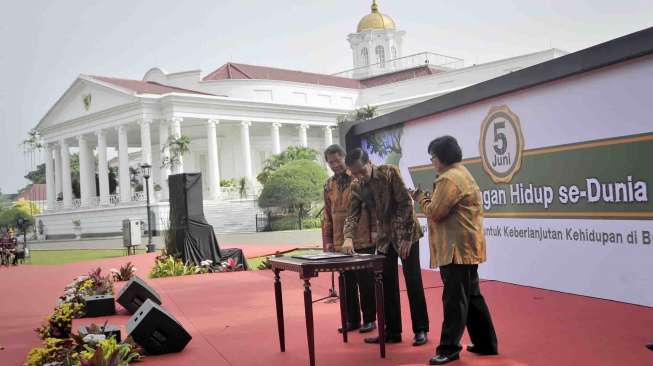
[
  {"left": 25, "top": 267, "right": 145, "bottom": 366},
  {"left": 149, "top": 251, "right": 244, "bottom": 278}
]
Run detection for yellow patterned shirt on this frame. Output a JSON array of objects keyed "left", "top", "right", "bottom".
[{"left": 415, "top": 163, "right": 487, "bottom": 268}]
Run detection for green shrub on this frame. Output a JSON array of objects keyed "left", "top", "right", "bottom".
[
  {"left": 149, "top": 255, "right": 207, "bottom": 278},
  {"left": 270, "top": 215, "right": 321, "bottom": 231}
]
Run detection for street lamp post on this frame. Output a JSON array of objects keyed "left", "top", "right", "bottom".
[{"left": 140, "top": 163, "right": 155, "bottom": 253}]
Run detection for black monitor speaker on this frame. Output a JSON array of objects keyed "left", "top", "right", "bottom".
[
  {"left": 126, "top": 299, "right": 192, "bottom": 355},
  {"left": 116, "top": 276, "right": 162, "bottom": 314}
]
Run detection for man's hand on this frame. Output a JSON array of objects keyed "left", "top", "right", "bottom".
[
  {"left": 398, "top": 240, "right": 413, "bottom": 260},
  {"left": 324, "top": 243, "right": 335, "bottom": 253},
  {"left": 341, "top": 238, "right": 355, "bottom": 255}
]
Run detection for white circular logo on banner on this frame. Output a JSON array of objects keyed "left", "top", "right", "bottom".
[{"left": 479, "top": 106, "right": 524, "bottom": 183}]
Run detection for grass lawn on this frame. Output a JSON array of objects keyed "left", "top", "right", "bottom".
[
  {"left": 27, "top": 249, "right": 147, "bottom": 265},
  {"left": 247, "top": 248, "right": 322, "bottom": 270}
]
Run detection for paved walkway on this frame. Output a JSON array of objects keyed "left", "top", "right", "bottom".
[{"left": 27, "top": 229, "right": 321, "bottom": 250}]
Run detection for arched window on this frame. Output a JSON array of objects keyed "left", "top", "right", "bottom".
[
  {"left": 375, "top": 46, "right": 386, "bottom": 68},
  {"left": 391, "top": 46, "right": 397, "bottom": 59},
  {"left": 361, "top": 48, "right": 369, "bottom": 66}
]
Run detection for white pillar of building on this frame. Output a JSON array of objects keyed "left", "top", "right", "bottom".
[
  {"left": 117, "top": 125, "right": 131, "bottom": 203},
  {"left": 86, "top": 141, "right": 97, "bottom": 199},
  {"left": 240, "top": 121, "right": 254, "bottom": 190},
  {"left": 140, "top": 120, "right": 155, "bottom": 203},
  {"left": 53, "top": 144, "right": 62, "bottom": 199},
  {"left": 171, "top": 117, "right": 183, "bottom": 174},
  {"left": 59, "top": 139, "right": 73, "bottom": 209},
  {"left": 77, "top": 135, "right": 91, "bottom": 207},
  {"left": 271, "top": 122, "right": 282, "bottom": 155},
  {"left": 323, "top": 126, "right": 333, "bottom": 148},
  {"left": 96, "top": 130, "right": 110, "bottom": 205},
  {"left": 207, "top": 119, "right": 221, "bottom": 200},
  {"left": 298, "top": 123, "right": 309, "bottom": 148},
  {"left": 159, "top": 120, "right": 171, "bottom": 199},
  {"left": 44, "top": 144, "right": 55, "bottom": 209}
]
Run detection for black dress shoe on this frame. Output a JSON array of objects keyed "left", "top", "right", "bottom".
[
  {"left": 337, "top": 323, "right": 361, "bottom": 333},
  {"left": 429, "top": 352, "right": 460, "bottom": 365},
  {"left": 364, "top": 333, "right": 402, "bottom": 344},
  {"left": 466, "top": 344, "right": 498, "bottom": 355},
  {"left": 359, "top": 322, "right": 376, "bottom": 333},
  {"left": 646, "top": 342, "right": 653, "bottom": 351},
  {"left": 412, "top": 331, "right": 428, "bottom": 346}
]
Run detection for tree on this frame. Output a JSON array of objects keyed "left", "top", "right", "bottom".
[
  {"left": 258, "top": 160, "right": 327, "bottom": 229},
  {"left": 363, "top": 125, "right": 404, "bottom": 165},
  {"left": 337, "top": 105, "right": 377, "bottom": 124},
  {"left": 0, "top": 199, "right": 40, "bottom": 229},
  {"left": 256, "top": 146, "right": 319, "bottom": 185},
  {"left": 24, "top": 163, "right": 46, "bottom": 184}
]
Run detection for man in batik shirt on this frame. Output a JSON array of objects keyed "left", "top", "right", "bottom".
[{"left": 322, "top": 144, "right": 376, "bottom": 334}]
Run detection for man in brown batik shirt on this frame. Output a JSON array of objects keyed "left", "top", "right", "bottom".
[
  {"left": 343, "top": 148, "right": 429, "bottom": 347},
  {"left": 322, "top": 144, "right": 377, "bottom": 334}
]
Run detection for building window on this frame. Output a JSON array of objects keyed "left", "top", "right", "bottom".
[
  {"left": 375, "top": 46, "right": 385, "bottom": 68},
  {"left": 391, "top": 46, "right": 397, "bottom": 59},
  {"left": 361, "top": 48, "right": 369, "bottom": 66}
]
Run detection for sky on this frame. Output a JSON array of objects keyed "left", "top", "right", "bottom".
[{"left": 0, "top": 0, "right": 652, "bottom": 194}]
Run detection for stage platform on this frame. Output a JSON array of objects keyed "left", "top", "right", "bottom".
[{"left": 1, "top": 247, "right": 652, "bottom": 366}]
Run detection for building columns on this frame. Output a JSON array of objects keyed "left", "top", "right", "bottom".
[
  {"left": 298, "top": 123, "right": 309, "bottom": 148},
  {"left": 240, "top": 121, "right": 254, "bottom": 191},
  {"left": 171, "top": 117, "right": 183, "bottom": 174},
  {"left": 59, "top": 139, "right": 73, "bottom": 208},
  {"left": 44, "top": 144, "right": 55, "bottom": 209},
  {"left": 207, "top": 119, "right": 221, "bottom": 200},
  {"left": 117, "top": 125, "right": 131, "bottom": 203},
  {"left": 96, "top": 130, "right": 110, "bottom": 205},
  {"left": 159, "top": 120, "right": 171, "bottom": 199},
  {"left": 140, "top": 120, "right": 155, "bottom": 202},
  {"left": 53, "top": 144, "right": 62, "bottom": 199},
  {"left": 77, "top": 135, "right": 91, "bottom": 207},
  {"left": 323, "top": 126, "right": 333, "bottom": 148},
  {"left": 271, "top": 122, "right": 282, "bottom": 155}
]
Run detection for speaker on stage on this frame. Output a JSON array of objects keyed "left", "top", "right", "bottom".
[
  {"left": 126, "top": 299, "right": 192, "bottom": 355},
  {"left": 116, "top": 276, "right": 162, "bottom": 314}
]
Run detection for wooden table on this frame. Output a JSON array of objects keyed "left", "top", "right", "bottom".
[{"left": 269, "top": 254, "right": 386, "bottom": 366}]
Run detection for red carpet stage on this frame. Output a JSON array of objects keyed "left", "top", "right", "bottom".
[{"left": 1, "top": 247, "right": 652, "bottom": 366}]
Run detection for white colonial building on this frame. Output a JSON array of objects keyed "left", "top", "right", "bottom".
[{"left": 34, "top": 1, "right": 566, "bottom": 238}]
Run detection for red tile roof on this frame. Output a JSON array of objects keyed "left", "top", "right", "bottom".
[
  {"left": 90, "top": 76, "right": 213, "bottom": 95},
  {"left": 202, "top": 62, "right": 442, "bottom": 90},
  {"left": 202, "top": 63, "right": 363, "bottom": 89},
  {"left": 360, "top": 65, "right": 443, "bottom": 88},
  {"left": 15, "top": 184, "right": 46, "bottom": 201}
]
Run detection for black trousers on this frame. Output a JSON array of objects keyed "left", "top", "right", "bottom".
[
  {"left": 343, "top": 246, "right": 376, "bottom": 324},
  {"left": 383, "top": 241, "right": 429, "bottom": 335},
  {"left": 437, "top": 264, "right": 498, "bottom": 355}
]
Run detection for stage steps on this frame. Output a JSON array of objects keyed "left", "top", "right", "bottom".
[{"left": 203, "top": 199, "right": 261, "bottom": 233}]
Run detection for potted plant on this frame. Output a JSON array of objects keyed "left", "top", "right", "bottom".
[
  {"left": 72, "top": 219, "right": 82, "bottom": 240},
  {"left": 153, "top": 184, "right": 162, "bottom": 200}
]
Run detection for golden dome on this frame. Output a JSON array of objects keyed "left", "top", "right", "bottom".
[{"left": 356, "top": 1, "right": 396, "bottom": 32}]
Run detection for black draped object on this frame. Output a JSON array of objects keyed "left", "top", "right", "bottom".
[{"left": 168, "top": 173, "right": 248, "bottom": 269}]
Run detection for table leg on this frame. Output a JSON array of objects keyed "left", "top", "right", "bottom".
[
  {"left": 303, "top": 279, "right": 315, "bottom": 366},
  {"left": 274, "top": 269, "right": 285, "bottom": 352},
  {"left": 374, "top": 270, "right": 386, "bottom": 358},
  {"left": 338, "top": 271, "right": 348, "bottom": 343}
]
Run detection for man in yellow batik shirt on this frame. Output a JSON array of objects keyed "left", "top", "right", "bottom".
[{"left": 322, "top": 144, "right": 377, "bottom": 334}]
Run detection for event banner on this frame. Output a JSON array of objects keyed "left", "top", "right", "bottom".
[{"left": 361, "top": 89, "right": 653, "bottom": 306}]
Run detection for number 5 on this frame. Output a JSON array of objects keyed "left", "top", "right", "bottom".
[{"left": 493, "top": 121, "right": 507, "bottom": 155}]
